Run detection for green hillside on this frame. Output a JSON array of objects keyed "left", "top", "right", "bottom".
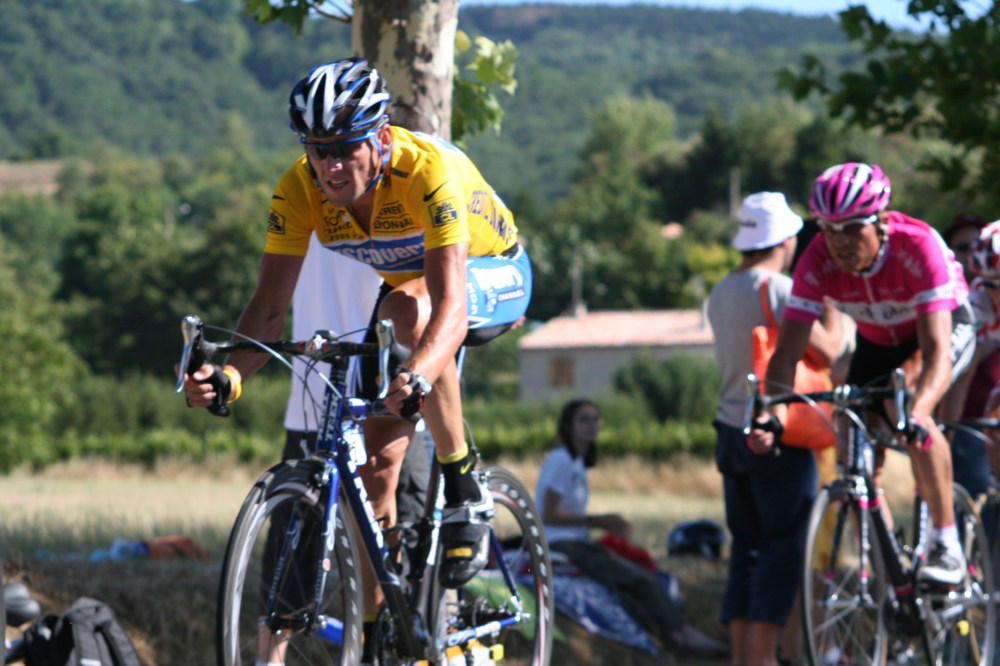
[{"left": 1, "top": 0, "right": 856, "bottom": 201}]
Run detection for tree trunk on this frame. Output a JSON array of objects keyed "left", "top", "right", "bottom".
[{"left": 354, "top": 0, "right": 458, "bottom": 139}]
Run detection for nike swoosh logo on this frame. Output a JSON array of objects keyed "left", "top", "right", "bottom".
[
  {"left": 423, "top": 181, "right": 449, "bottom": 202},
  {"left": 459, "top": 460, "right": 474, "bottom": 475}
]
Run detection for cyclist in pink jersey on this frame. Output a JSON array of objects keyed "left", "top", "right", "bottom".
[{"left": 749, "top": 162, "right": 976, "bottom": 585}]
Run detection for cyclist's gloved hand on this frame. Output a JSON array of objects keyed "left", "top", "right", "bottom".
[
  {"left": 907, "top": 416, "right": 932, "bottom": 452},
  {"left": 754, "top": 414, "right": 785, "bottom": 439},
  {"left": 395, "top": 371, "right": 431, "bottom": 423},
  {"left": 184, "top": 364, "right": 235, "bottom": 418},
  {"left": 747, "top": 414, "right": 784, "bottom": 457}
]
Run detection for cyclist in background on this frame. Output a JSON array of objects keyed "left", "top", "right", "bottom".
[
  {"left": 182, "top": 57, "right": 532, "bottom": 661},
  {"left": 938, "top": 213, "right": 1000, "bottom": 497},
  {"left": 965, "top": 221, "right": 1000, "bottom": 481},
  {"left": 749, "top": 162, "right": 976, "bottom": 585}
]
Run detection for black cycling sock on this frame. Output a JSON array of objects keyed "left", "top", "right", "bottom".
[
  {"left": 361, "top": 620, "right": 375, "bottom": 662},
  {"left": 438, "top": 446, "right": 478, "bottom": 505}
]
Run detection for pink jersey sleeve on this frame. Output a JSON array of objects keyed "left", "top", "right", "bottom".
[{"left": 900, "top": 216, "right": 966, "bottom": 315}]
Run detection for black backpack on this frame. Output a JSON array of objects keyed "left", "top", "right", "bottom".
[{"left": 22, "top": 596, "right": 143, "bottom": 666}]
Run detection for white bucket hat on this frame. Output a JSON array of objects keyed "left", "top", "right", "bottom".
[{"left": 732, "top": 191, "right": 803, "bottom": 251}]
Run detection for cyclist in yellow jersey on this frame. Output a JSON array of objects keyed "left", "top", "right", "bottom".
[{"left": 181, "top": 58, "right": 532, "bottom": 663}]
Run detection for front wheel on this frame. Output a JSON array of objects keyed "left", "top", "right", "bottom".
[
  {"left": 802, "top": 482, "right": 889, "bottom": 666},
  {"left": 923, "top": 484, "right": 996, "bottom": 666},
  {"left": 216, "top": 459, "right": 363, "bottom": 666},
  {"left": 429, "top": 465, "right": 554, "bottom": 666}
]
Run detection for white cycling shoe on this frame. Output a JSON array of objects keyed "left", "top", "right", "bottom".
[{"left": 917, "top": 541, "right": 966, "bottom": 586}]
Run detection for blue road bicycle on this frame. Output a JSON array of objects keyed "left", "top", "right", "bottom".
[{"left": 176, "top": 315, "right": 553, "bottom": 666}]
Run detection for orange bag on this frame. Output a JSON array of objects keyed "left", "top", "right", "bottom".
[{"left": 752, "top": 278, "right": 836, "bottom": 450}]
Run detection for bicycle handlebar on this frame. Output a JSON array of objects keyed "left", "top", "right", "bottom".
[
  {"left": 174, "top": 314, "right": 415, "bottom": 420},
  {"left": 742, "top": 368, "right": 928, "bottom": 446}
]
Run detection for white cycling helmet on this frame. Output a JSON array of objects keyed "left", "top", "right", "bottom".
[
  {"left": 970, "top": 221, "right": 1000, "bottom": 279},
  {"left": 288, "top": 58, "right": 390, "bottom": 138}
]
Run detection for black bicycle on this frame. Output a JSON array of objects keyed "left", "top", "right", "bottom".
[
  {"left": 745, "top": 370, "right": 996, "bottom": 666},
  {"left": 176, "top": 315, "right": 554, "bottom": 666}
]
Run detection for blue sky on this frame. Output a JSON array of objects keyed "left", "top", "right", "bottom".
[{"left": 464, "top": 1, "right": 927, "bottom": 29}]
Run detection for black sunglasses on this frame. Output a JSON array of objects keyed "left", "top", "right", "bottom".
[{"left": 301, "top": 134, "right": 370, "bottom": 160}]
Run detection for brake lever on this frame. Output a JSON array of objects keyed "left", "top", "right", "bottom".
[
  {"left": 742, "top": 373, "right": 762, "bottom": 437},
  {"left": 890, "top": 367, "right": 908, "bottom": 433},
  {"left": 175, "top": 314, "right": 230, "bottom": 417},
  {"left": 375, "top": 319, "right": 394, "bottom": 401},
  {"left": 175, "top": 315, "right": 203, "bottom": 393}
]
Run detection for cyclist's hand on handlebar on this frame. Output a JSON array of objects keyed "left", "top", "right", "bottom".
[
  {"left": 179, "top": 363, "right": 239, "bottom": 411},
  {"left": 384, "top": 369, "right": 431, "bottom": 421},
  {"left": 904, "top": 412, "right": 934, "bottom": 452},
  {"left": 747, "top": 414, "right": 783, "bottom": 456}
]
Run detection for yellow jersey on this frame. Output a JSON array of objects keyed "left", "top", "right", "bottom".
[{"left": 264, "top": 127, "right": 517, "bottom": 287}]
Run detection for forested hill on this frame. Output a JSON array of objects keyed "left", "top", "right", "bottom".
[{"left": 1, "top": 0, "right": 853, "bottom": 200}]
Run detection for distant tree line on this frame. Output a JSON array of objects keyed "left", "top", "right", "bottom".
[{"left": 0, "top": 0, "right": 990, "bottom": 470}]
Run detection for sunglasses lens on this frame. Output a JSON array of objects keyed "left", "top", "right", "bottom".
[{"left": 306, "top": 137, "right": 365, "bottom": 160}]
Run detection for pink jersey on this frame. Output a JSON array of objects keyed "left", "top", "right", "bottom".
[{"left": 786, "top": 211, "right": 968, "bottom": 346}]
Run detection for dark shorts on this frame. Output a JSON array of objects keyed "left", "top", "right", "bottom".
[{"left": 714, "top": 420, "right": 818, "bottom": 625}]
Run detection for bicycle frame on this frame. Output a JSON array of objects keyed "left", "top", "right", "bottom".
[
  {"left": 749, "top": 371, "right": 997, "bottom": 664},
  {"left": 186, "top": 315, "right": 538, "bottom": 662},
  {"left": 829, "top": 396, "right": 933, "bottom": 641}
]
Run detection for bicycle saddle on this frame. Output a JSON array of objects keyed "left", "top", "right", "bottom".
[{"left": 4, "top": 581, "right": 42, "bottom": 627}]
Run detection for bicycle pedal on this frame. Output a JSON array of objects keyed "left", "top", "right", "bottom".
[{"left": 445, "top": 639, "right": 501, "bottom": 665}]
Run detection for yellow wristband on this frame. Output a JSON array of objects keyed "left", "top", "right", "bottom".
[{"left": 221, "top": 368, "right": 242, "bottom": 405}]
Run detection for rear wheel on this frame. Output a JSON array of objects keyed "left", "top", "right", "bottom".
[
  {"left": 217, "top": 459, "right": 363, "bottom": 666},
  {"left": 923, "top": 484, "right": 996, "bottom": 666},
  {"left": 802, "top": 482, "right": 888, "bottom": 666},
  {"left": 429, "top": 465, "right": 554, "bottom": 666}
]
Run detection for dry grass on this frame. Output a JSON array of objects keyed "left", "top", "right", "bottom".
[
  {"left": 0, "top": 160, "right": 63, "bottom": 196},
  {"left": 1, "top": 451, "right": 917, "bottom": 665}
]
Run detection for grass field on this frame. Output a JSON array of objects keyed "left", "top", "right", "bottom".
[{"left": 0, "top": 452, "right": 916, "bottom": 665}]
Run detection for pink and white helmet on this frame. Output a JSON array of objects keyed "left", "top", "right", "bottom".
[
  {"left": 810, "top": 162, "right": 892, "bottom": 222},
  {"left": 971, "top": 221, "right": 1000, "bottom": 279}
]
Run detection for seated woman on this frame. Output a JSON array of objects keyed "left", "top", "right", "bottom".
[{"left": 535, "top": 398, "right": 729, "bottom": 658}]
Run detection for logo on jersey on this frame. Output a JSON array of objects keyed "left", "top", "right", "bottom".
[
  {"left": 374, "top": 200, "right": 414, "bottom": 235},
  {"left": 321, "top": 212, "right": 355, "bottom": 240},
  {"left": 430, "top": 198, "right": 459, "bottom": 227},
  {"left": 374, "top": 217, "right": 415, "bottom": 233},
  {"left": 267, "top": 210, "right": 286, "bottom": 235},
  {"left": 423, "top": 181, "right": 449, "bottom": 202}
]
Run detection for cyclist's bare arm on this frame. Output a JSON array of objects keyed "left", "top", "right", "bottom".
[
  {"left": 748, "top": 318, "right": 813, "bottom": 449},
  {"left": 911, "top": 308, "right": 954, "bottom": 422},
  {"left": 381, "top": 242, "right": 469, "bottom": 415},
  {"left": 808, "top": 299, "right": 847, "bottom": 366},
  {"left": 183, "top": 252, "right": 304, "bottom": 408}
]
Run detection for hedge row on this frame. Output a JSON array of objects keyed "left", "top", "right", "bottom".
[{"left": 5, "top": 373, "right": 717, "bottom": 471}]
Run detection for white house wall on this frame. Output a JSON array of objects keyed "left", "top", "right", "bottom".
[{"left": 518, "top": 344, "right": 715, "bottom": 400}]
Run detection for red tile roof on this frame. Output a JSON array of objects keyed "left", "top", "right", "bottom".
[{"left": 518, "top": 309, "right": 714, "bottom": 350}]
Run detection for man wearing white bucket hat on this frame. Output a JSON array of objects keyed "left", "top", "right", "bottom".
[{"left": 707, "top": 192, "right": 844, "bottom": 666}]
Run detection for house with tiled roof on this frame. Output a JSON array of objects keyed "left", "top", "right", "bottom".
[{"left": 517, "top": 307, "right": 715, "bottom": 399}]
